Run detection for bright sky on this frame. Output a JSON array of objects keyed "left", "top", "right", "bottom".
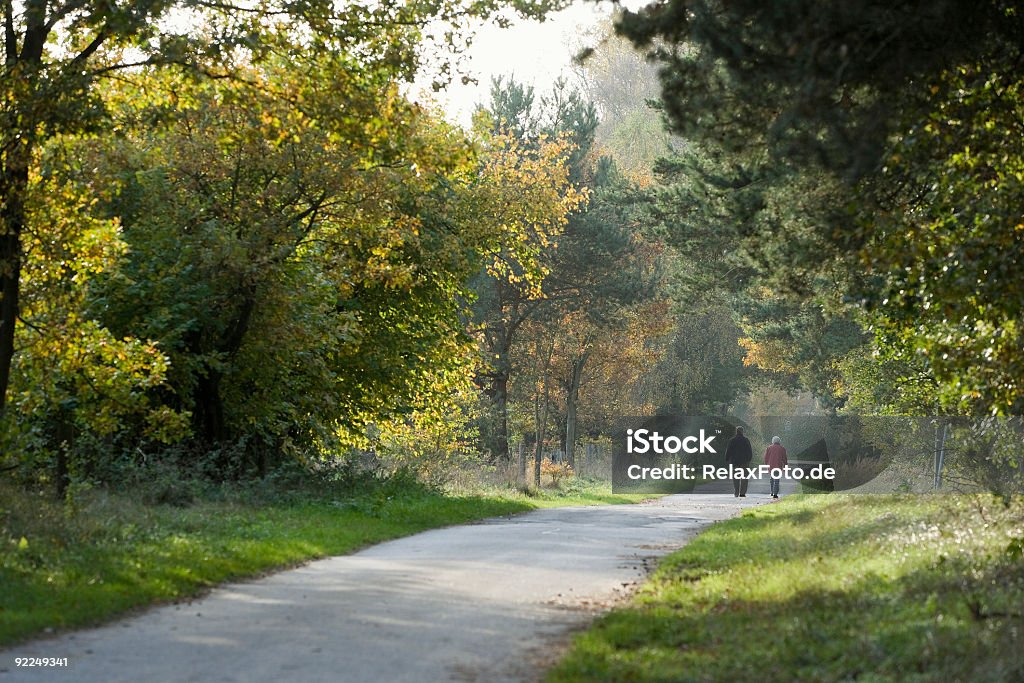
[{"left": 415, "top": 1, "right": 623, "bottom": 126}]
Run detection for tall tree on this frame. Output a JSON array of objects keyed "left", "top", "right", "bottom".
[
  {"left": 2, "top": 144, "right": 185, "bottom": 492},
  {"left": 543, "top": 160, "right": 659, "bottom": 465}
]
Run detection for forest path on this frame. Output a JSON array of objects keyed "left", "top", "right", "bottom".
[{"left": 0, "top": 494, "right": 769, "bottom": 683}]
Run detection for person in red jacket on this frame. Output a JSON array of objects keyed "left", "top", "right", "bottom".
[{"left": 763, "top": 436, "right": 788, "bottom": 499}]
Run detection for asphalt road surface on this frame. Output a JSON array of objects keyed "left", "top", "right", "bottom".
[{"left": 0, "top": 493, "right": 778, "bottom": 683}]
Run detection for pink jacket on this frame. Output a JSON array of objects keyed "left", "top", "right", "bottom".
[{"left": 764, "top": 443, "right": 788, "bottom": 469}]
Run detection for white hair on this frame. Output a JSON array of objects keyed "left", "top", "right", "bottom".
[{"left": 772, "top": 435, "right": 781, "bottom": 444}]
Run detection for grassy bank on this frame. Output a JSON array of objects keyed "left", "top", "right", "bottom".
[
  {"left": 0, "top": 474, "right": 642, "bottom": 647},
  {"left": 550, "top": 494, "right": 1024, "bottom": 683}
]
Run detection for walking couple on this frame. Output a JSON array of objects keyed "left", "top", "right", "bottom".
[{"left": 724, "top": 426, "right": 788, "bottom": 499}]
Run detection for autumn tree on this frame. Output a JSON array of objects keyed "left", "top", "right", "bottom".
[
  {"left": 468, "top": 134, "right": 586, "bottom": 461},
  {"left": 471, "top": 76, "right": 661, "bottom": 468},
  {"left": 542, "top": 159, "right": 661, "bottom": 466},
  {"left": 469, "top": 77, "right": 591, "bottom": 461}
]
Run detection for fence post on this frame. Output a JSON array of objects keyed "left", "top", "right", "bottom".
[
  {"left": 517, "top": 440, "right": 526, "bottom": 482},
  {"left": 934, "top": 420, "right": 949, "bottom": 490}
]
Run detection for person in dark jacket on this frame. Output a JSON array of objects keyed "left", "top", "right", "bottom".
[{"left": 724, "top": 426, "right": 753, "bottom": 497}]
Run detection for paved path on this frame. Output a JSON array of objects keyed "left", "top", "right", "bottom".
[
  {"left": 0, "top": 494, "right": 770, "bottom": 683},
  {"left": 692, "top": 472, "right": 803, "bottom": 496}
]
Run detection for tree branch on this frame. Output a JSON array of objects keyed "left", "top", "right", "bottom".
[
  {"left": 44, "top": 0, "right": 90, "bottom": 32},
  {"left": 68, "top": 26, "right": 111, "bottom": 71},
  {"left": 191, "top": 0, "right": 291, "bottom": 16},
  {"left": 967, "top": 597, "right": 1023, "bottom": 621}
]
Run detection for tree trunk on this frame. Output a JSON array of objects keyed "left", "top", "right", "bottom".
[
  {"left": 189, "top": 292, "right": 256, "bottom": 447},
  {"left": 558, "top": 425, "right": 567, "bottom": 462},
  {"left": 564, "top": 349, "right": 591, "bottom": 469},
  {"left": 194, "top": 368, "right": 228, "bottom": 444},
  {"left": 533, "top": 336, "right": 555, "bottom": 487},
  {"left": 934, "top": 419, "right": 949, "bottom": 490},
  {"left": 533, "top": 403, "right": 547, "bottom": 487},
  {"left": 479, "top": 311, "right": 515, "bottom": 462},
  {"left": 0, "top": 150, "right": 30, "bottom": 412},
  {"left": 257, "top": 446, "right": 270, "bottom": 479},
  {"left": 565, "top": 397, "right": 576, "bottom": 467},
  {"left": 0, "top": 13, "right": 48, "bottom": 413},
  {"left": 492, "top": 369, "right": 510, "bottom": 461},
  {"left": 54, "top": 408, "right": 74, "bottom": 500}
]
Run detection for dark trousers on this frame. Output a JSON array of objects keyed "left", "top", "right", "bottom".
[{"left": 733, "top": 474, "right": 748, "bottom": 496}]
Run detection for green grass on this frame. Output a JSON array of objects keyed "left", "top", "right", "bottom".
[
  {"left": 549, "top": 494, "right": 1024, "bottom": 683},
  {"left": 470, "top": 476, "right": 655, "bottom": 507},
  {"left": 0, "top": 475, "right": 642, "bottom": 647}
]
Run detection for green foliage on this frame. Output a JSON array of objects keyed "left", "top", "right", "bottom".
[
  {"left": 941, "top": 418, "right": 1024, "bottom": 499},
  {"left": 3, "top": 47, "right": 597, "bottom": 484},
  {"left": 371, "top": 385, "right": 483, "bottom": 486},
  {"left": 611, "top": 0, "right": 1024, "bottom": 419},
  {"left": 834, "top": 335, "right": 940, "bottom": 416},
  {"left": 0, "top": 0, "right": 570, "bottom": 480},
  {"left": 614, "top": 0, "right": 1018, "bottom": 179},
  {"left": 1, "top": 145, "right": 188, "bottom": 485},
  {"left": 57, "top": 66, "right": 518, "bottom": 474},
  {"left": 642, "top": 297, "right": 751, "bottom": 415},
  {"left": 0, "top": 0, "right": 564, "bottom": 426},
  {"left": 861, "top": 64, "right": 1024, "bottom": 414}
]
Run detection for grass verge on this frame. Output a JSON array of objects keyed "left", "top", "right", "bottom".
[
  {"left": 549, "top": 494, "right": 1024, "bottom": 683},
  {"left": 0, "top": 475, "right": 642, "bottom": 647}
]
